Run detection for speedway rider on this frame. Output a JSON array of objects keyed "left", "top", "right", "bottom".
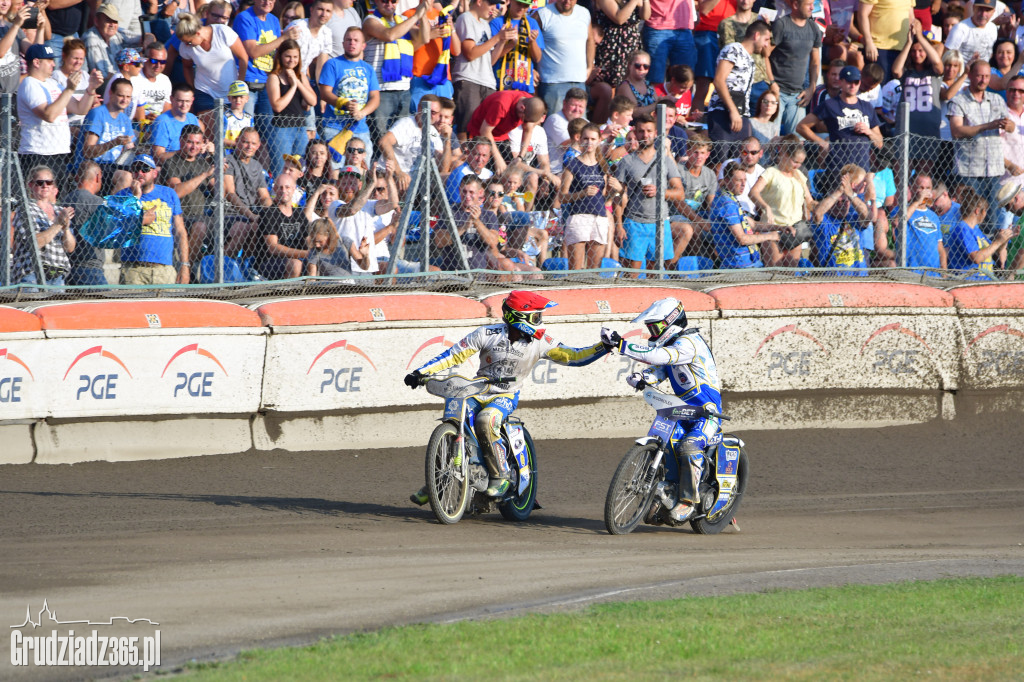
[
  {"left": 405, "top": 290, "right": 608, "bottom": 502},
  {"left": 601, "top": 298, "right": 721, "bottom": 523}
]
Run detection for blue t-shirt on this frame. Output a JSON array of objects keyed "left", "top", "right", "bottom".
[
  {"left": 488, "top": 15, "right": 543, "bottom": 93},
  {"left": 149, "top": 111, "right": 201, "bottom": 153},
  {"left": 563, "top": 156, "right": 606, "bottom": 217},
  {"left": 119, "top": 185, "right": 183, "bottom": 266},
  {"left": 444, "top": 163, "right": 492, "bottom": 205},
  {"left": 233, "top": 8, "right": 280, "bottom": 83},
  {"left": 710, "top": 192, "right": 761, "bottom": 268},
  {"left": 814, "top": 210, "right": 867, "bottom": 274},
  {"left": 79, "top": 106, "right": 136, "bottom": 165},
  {"left": 938, "top": 202, "right": 961, "bottom": 238},
  {"left": 892, "top": 207, "right": 943, "bottom": 271},
  {"left": 318, "top": 57, "right": 379, "bottom": 136},
  {"left": 820, "top": 97, "right": 880, "bottom": 174},
  {"left": 946, "top": 220, "right": 996, "bottom": 279}
]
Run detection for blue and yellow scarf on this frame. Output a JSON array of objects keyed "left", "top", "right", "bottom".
[{"left": 373, "top": 11, "right": 414, "bottom": 83}]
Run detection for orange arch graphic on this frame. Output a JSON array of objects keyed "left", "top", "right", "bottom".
[
  {"left": 307, "top": 340, "right": 377, "bottom": 374},
  {"left": 0, "top": 348, "right": 35, "bottom": 380},
  {"left": 63, "top": 346, "right": 133, "bottom": 380},
  {"left": 161, "top": 343, "right": 230, "bottom": 377},
  {"left": 754, "top": 325, "right": 828, "bottom": 358}
]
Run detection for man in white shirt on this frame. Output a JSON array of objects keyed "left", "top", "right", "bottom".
[
  {"left": 326, "top": 0, "right": 362, "bottom": 58},
  {"left": 330, "top": 165, "right": 398, "bottom": 273},
  {"left": 377, "top": 94, "right": 448, "bottom": 193},
  {"left": 288, "top": 0, "right": 334, "bottom": 83},
  {"left": 945, "top": 0, "right": 999, "bottom": 62},
  {"left": 543, "top": 86, "right": 587, "bottom": 173},
  {"left": 132, "top": 41, "right": 172, "bottom": 121}
]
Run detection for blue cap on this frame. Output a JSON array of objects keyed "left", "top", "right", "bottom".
[
  {"left": 839, "top": 66, "right": 861, "bottom": 82},
  {"left": 132, "top": 154, "right": 158, "bottom": 169},
  {"left": 26, "top": 44, "right": 56, "bottom": 62}
]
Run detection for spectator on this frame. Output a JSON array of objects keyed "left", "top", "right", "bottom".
[
  {"left": 119, "top": 154, "right": 189, "bottom": 285},
  {"left": 12, "top": 165, "right": 76, "bottom": 286},
  {"left": 1003, "top": 75, "right": 1024, "bottom": 188},
  {"left": 83, "top": 3, "right": 130, "bottom": 80},
  {"left": 132, "top": 42, "right": 173, "bottom": 122},
  {"left": 997, "top": 181, "right": 1024, "bottom": 273},
  {"left": 892, "top": 20, "right": 944, "bottom": 173},
  {"left": 305, "top": 216, "right": 370, "bottom": 276},
  {"left": 436, "top": 95, "right": 460, "bottom": 172},
  {"left": 104, "top": 0, "right": 142, "bottom": 45},
  {"left": 491, "top": 0, "right": 543, "bottom": 94},
  {"left": 452, "top": 0, "right": 507, "bottom": 141},
  {"left": 939, "top": 49, "right": 967, "bottom": 170},
  {"left": 79, "top": 77, "right": 136, "bottom": 178},
  {"left": 342, "top": 136, "right": 370, "bottom": 170},
  {"left": 329, "top": 165, "right": 395, "bottom": 274},
  {"left": 100, "top": 48, "right": 145, "bottom": 121},
  {"left": 944, "top": 0, "right": 997, "bottom": 64},
  {"left": 559, "top": 122, "right": 621, "bottom": 270},
  {"left": 613, "top": 113, "right": 684, "bottom": 275},
  {"left": 932, "top": 180, "right": 962, "bottom": 237},
  {"left": 678, "top": 132, "right": 716, "bottom": 220},
  {"left": 162, "top": 124, "right": 218, "bottom": 268},
  {"left": 234, "top": 0, "right": 298, "bottom": 123},
  {"left": 326, "top": 0, "right": 361, "bottom": 59},
  {"left": 693, "top": 0, "right": 736, "bottom": 116},
  {"left": 362, "top": 0, "right": 430, "bottom": 143},
  {"left": 705, "top": 21, "right": 773, "bottom": 162},
  {"left": 948, "top": 58, "right": 1013, "bottom": 237},
  {"left": 222, "top": 81, "right": 254, "bottom": 150},
  {"left": 177, "top": 12, "right": 249, "bottom": 113},
  {"left": 749, "top": 135, "right": 814, "bottom": 266},
  {"left": 406, "top": 1, "right": 457, "bottom": 111},
  {"left": 266, "top": 39, "right": 316, "bottom": 178},
  {"left": 643, "top": 0, "right": 695, "bottom": 87},
  {"left": 718, "top": 0, "right": 768, "bottom": 105},
  {"left": 467, "top": 90, "right": 545, "bottom": 164},
  {"left": 304, "top": 182, "right": 341, "bottom": 220},
  {"left": 534, "top": 0, "right": 593, "bottom": 117},
  {"left": 589, "top": 0, "right": 649, "bottom": 124},
  {"left": 615, "top": 49, "right": 657, "bottom": 115},
  {"left": 986, "top": 38, "right": 1024, "bottom": 98},
  {"left": 811, "top": 163, "right": 871, "bottom": 272},
  {"left": 857, "top": 0, "right": 912, "bottom": 78},
  {"left": 507, "top": 118, "right": 557, "bottom": 190},
  {"left": 150, "top": 83, "right": 206, "bottom": 163},
  {"left": 716, "top": 135, "right": 765, "bottom": 212},
  {"left": 64, "top": 161, "right": 108, "bottom": 285},
  {"left": 888, "top": 172, "right": 947, "bottom": 270},
  {"left": 710, "top": 160, "right": 779, "bottom": 268},
  {"left": 946, "top": 186, "right": 1012, "bottom": 277},
  {"left": 378, "top": 94, "right": 447, "bottom": 193},
  {"left": 44, "top": 0, "right": 89, "bottom": 66},
  {"left": 0, "top": 3, "right": 33, "bottom": 95},
  {"left": 52, "top": 38, "right": 99, "bottom": 136},
  {"left": 445, "top": 137, "right": 494, "bottom": 204},
  {"left": 797, "top": 65, "right": 883, "bottom": 196},
  {"left": 253, "top": 172, "right": 308, "bottom": 278},
  {"left": 319, "top": 26, "right": 379, "bottom": 157},
  {"left": 543, "top": 86, "right": 587, "bottom": 171},
  {"left": 810, "top": 58, "right": 844, "bottom": 117},
  {"left": 432, "top": 174, "right": 521, "bottom": 276},
  {"left": 283, "top": 2, "right": 306, "bottom": 26},
  {"left": 601, "top": 95, "right": 635, "bottom": 160},
  {"left": 664, "top": 63, "right": 695, "bottom": 119},
  {"left": 749, "top": 89, "right": 780, "bottom": 145},
  {"left": 298, "top": 139, "right": 339, "bottom": 196},
  {"left": 287, "top": 0, "right": 333, "bottom": 84},
  {"left": 224, "top": 127, "right": 273, "bottom": 255},
  {"left": 769, "top": 0, "right": 822, "bottom": 135}
]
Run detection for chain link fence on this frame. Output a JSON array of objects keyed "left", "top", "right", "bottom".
[{"left": 3, "top": 97, "right": 1024, "bottom": 303}]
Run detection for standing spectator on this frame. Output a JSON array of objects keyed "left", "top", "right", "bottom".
[
  {"left": 177, "top": 12, "right": 249, "bottom": 113},
  {"left": 326, "top": 0, "right": 362, "bottom": 58},
  {"left": 643, "top": 0, "right": 696, "bottom": 87},
  {"left": 64, "top": 161, "right": 109, "bottom": 285},
  {"left": 749, "top": 136, "right": 814, "bottom": 266},
  {"left": 253, "top": 173, "right": 308, "bottom": 278},
  {"left": 559, "top": 122, "right": 622, "bottom": 270},
  {"left": 406, "top": 1, "right": 457, "bottom": 112},
  {"left": 51, "top": 38, "right": 98, "bottom": 136},
  {"left": 491, "top": 0, "right": 543, "bottom": 95},
  {"left": 105, "top": 0, "right": 142, "bottom": 45},
  {"left": 589, "top": 0, "right": 649, "bottom": 125},
  {"left": 718, "top": 0, "right": 768, "bottom": 104},
  {"left": 710, "top": 160, "right": 780, "bottom": 268},
  {"left": 535, "top": 0, "right": 593, "bottom": 117},
  {"left": 939, "top": 49, "right": 967, "bottom": 173},
  {"left": 149, "top": 83, "right": 205, "bottom": 163},
  {"left": 892, "top": 20, "right": 944, "bottom": 173},
  {"left": 378, "top": 94, "right": 446, "bottom": 193},
  {"left": 944, "top": 0, "right": 997, "bottom": 64},
  {"left": 705, "top": 21, "right": 773, "bottom": 162},
  {"left": 161, "top": 124, "right": 218, "bottom": 268},
  {"left": 83, "top": 3, "right": 131, "bottom": 79},
  {"left": 810, "top": 163, "right": 871, "bottom": 272},
  {"left": 234, "top": 0, "right": 298, "bottom": 124},
  {"left": 467, "top": 89, "right": 545, "bottom": 163},
  {"left": 769, "top": 0, "right": 822, "bottom": 135},
  {"left": 319, "top": 27, "right": 379, "bottom": 158},
  {"left": 749, "top": 89, "right": 781, "bottom": 145},
  {"left": 543, "top": 86, "right": 587, "bottom": 159},
  {"left": 119, "top": 154, "right": 189, "bottom": 284},
  {"left": 946, "top": 187, "right": 1012, "bottom": 277},
  {"left": 12, "top": 165, "right": 76, "bottom": 286},
  {"left": 362, "top": 0, "right": 430, "bottom": 143},
  {"left": 44, "top": 0, "right": 89, "bottom": 66},
  {"left": 0, "top": 4, "right": 33, "bottom": 94},
  {"left": 888, "top": 172, "right": 947, "bottom": 270},
  {"left": 948, "top": 58, "right": 1013, "bottom": 237},
  {"left": 224, "top": 127, "right": 273, "bottom": 254},
  {"left": 287, "top": 0, "right": 334, "bottom": 85},
  {"left": 266, "top": 39, "right": 317, "bottom": 178},
  {"left": 132, "top": 42, "right": 173, "bottom": 122},
  {"left": 1001, "top": 74, "right": 1024, "bottom": 189},
  {"left": 857, "top": 0, "right": 913, "bottom": 78},
  {"left": 797, "top": 66, "right": 883, "bottom": 196},
  {"left": 692, "top": 0, "right": 736, "bottom": 116},
  {"left": 78, "top": 77, "right": 136, "bottom": 176},
  {"left": 613, "top": 113, "right": 685, "bottom": 275},
  {"left": 452, "top": 0, "right": 508, "bottom": 141}
]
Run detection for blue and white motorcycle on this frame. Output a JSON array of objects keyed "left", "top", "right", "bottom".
[
  {"left": 419, "top": 374, "right": 538, "bottom": 525},
  {"left": 604, "top": 384, "right": 748, "bottom": 535}
]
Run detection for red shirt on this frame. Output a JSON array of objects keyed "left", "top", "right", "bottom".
[
  {"left": 695, "top": 0, "right": 736, "bottom": 32},
  {"left": 467, "top": 90, "right": 530, "bottom": 141}
]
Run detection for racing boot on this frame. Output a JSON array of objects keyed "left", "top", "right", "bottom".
[
  {"left": 485, "top": 477, "right": 511, "bottom": 497},
  {"left": 669, "top": 450, "right": 703, "bottom": 523},
  {"left": 410, "top": 486, "right": 428, "bottom": 506}
]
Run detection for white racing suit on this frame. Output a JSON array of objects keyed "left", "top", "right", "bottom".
[
  {"left": 620, "top": 328, "right": 722, "bottom": 506},
  {"left": 415, "top": 324, "right": 607, "bottom": 479}
]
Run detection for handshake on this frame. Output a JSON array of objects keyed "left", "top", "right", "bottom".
[{"left": 600, "top": 327, "right": 625, "bottom": 353}]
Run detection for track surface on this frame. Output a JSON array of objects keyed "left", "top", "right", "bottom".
[{"left": 2, "top": 408, "right": 1023, "bottom": 680}]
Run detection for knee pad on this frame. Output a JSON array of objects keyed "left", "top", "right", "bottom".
[{"left": 474, "top": 407, "right": 504, "bottom": 445}]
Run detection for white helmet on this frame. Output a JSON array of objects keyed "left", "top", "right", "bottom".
[{"left": 632, "top": 298, "right": 687, "bottom": 346}]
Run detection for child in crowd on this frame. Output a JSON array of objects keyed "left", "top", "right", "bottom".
[
  {"left": 601, "top": 96, "right": 636, "bottom": 164},
  {"left": 560, "top": 117, "right": 588, "bottom": 171},
  {"left": 304, "top": 183, "right": 341, "bottom": 220},
  {"left": 665, "top": 64, "right": 695, "bottom": 122},
  {"left": 305, "top": 218, "right": 371, "bottom": 276},
  {"left": 221, "top": 81, "right": 253, "bottom": 151},
  {"left": 500, "top": 170, "right": 529, "bottom": 213}
]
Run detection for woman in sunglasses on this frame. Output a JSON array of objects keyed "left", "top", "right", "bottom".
[
  {"left": 614, "top": 50, "right": 657, "bottom": 117},
  {"left": 12, "top": 165, "right": 77, "bottom": 287}
]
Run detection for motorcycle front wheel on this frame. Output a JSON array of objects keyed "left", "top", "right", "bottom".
[
  {"left": 604, "top": 443, "right": 663, "bottom": 535},
  {"left": 690, "top": 448, "right": 749, "bottom": 535},
  {"left": 425, "top": 422, "right": 469, "bottom": 525},
  {"left": 498, "top": 426, "right": 538, "bottom": 522}
]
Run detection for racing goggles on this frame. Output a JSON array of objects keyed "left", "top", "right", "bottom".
[
  {"left": 647, "top": 319, "right": 669, "bottom": 338},
  {"left": 507, "top": 309, "right": 542, "bottom": 327}
]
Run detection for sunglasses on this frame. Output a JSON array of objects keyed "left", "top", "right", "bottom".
[
  {"left": 148, "top": 58, "right": 166, "bottom": 65},
  {"left": 633, "top": 63, "right": 650, "bottom": 70},
  {"left": 347, "top": 147, "right": 366, "bottom": 154},
  {"left": 208, "top": 12, "right": 229, "bottom": 19},
  {"left": 1009, "top": 88, "right": 1024, "bottom": 94},
  {"left": 487, "top": 190, "right": 505, "bottom": 197},
  {"left": 33, "top": 178, "right": 55, "bottom": 186},
  {"left": 372, "top": 185, "right": 387, "bottom": 193},
  {"left": 741, "top": 149, "right": 762, "bottom": 155}
]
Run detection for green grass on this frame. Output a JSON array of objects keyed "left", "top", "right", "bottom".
[{"left": 181, "top": 577, "right": 1024, "bottom": 681}]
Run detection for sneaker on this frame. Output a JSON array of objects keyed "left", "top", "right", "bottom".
[
  {"left": 409, "top": 486, "right": 428, "bottom": 506},
  {"left": 668, "top": 501, "right": 695, "bottom": 523},
  {"left": 485, "top": 478, "right": 511, "bottom": 497}
]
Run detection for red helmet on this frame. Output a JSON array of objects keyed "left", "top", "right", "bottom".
[{"left": 502, "top": 290, "right": 557, "bottom": 337}]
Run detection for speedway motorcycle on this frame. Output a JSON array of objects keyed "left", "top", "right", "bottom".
[
  {"left": 417, "top": 374, "right": 538, "bottom": 525},
  {"left": 604, "top": 384, "right": 748, "bottom": 535}
]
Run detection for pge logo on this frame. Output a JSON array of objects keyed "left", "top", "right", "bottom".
[
  {"left": 307, "top": 340, "right": 377, "bottom": 394},
  {"left": 754, "top": 324, "right": 829, "bottom": 377},
  {"left": 0, "top": 348, "right": 35, "bottom": 403},
  {"left": 406, "top": 335, "right": 454, "bottom": 369},
  {"left": 62, "top": 346, "right": 133, "bottom": 401},
  {"left": 859, "top": 323, "right": 935, "bottom": 376},
  {"left": 161, "top": 343, "right": 229, "bottom": 398}
]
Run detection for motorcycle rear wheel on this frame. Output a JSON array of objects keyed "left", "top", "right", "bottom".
[
  {"left": 604, "top": 443, "right": 663, "bottom": 535},
  {"left": 498, "top": 426, "right": 538, "bottom": 522},
  {"left": 690, "top": 448, "right": 748, "bottom": 535},
  {"left": 425, "top": 422, "right": 469, "bottom": 525}
]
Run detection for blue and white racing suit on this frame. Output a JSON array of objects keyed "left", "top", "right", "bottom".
[
  {"left": 415, "top": 324, "right": 608, "bottom": 478},
  {"left": 620, "top": 328, "right": 721, "bottom": 504}
]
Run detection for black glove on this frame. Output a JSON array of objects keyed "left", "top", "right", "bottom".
[
  {"left": 404, "top": 370, "right": 423, "bottom": 389},
  {"left": 600, "top": 327, "right": 623, "bottom": 352}
]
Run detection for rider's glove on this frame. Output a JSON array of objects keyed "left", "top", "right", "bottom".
[
  {"left": 600, "top": 327, "right": 623, "bottom": 353},
  {"left": 626, "top": 372, "right": 648, "bottom": 391},
  {"left": 404, "top": 370, "right": 423, "bottom": 389}
]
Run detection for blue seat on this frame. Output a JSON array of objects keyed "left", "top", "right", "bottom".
[
  {"left": 599, "top": 257, "right": 621, "bottom": 278},
  {"left": 794, "top": 257, "right": 816, "bottom": 277},
  {"left": 541, "top": 257, "right": 568, "bottom": 278},
  {"left": 676, "top": 256, "right": 714, "bottom": 278}
]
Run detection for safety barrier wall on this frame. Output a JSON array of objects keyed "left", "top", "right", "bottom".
[{"left": 1, "top": 283, "right": 1023, "bottom": 464}]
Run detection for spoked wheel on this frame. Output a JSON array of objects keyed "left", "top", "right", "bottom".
[
  {"left": 604, "top": 443, "right": 663, "bottom": 535},
  {"left": 498, "top": 427, "right": 538, "bottom": 522},
  {"left": 425, "top": 422, "right": 469, "bottom": 525},
  {"left": 690, "top": 448, "right": 749, "bottom": 535}
]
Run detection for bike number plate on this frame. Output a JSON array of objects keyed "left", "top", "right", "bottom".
[
  {"left": 647, "top": 415, "right": 675, "bottom": 440},
  {"left": 444, "top": 397, "right": 464, "bottom": 420},
  {"left": 506, "top": 424, "right": 528, "bottom": 469}
]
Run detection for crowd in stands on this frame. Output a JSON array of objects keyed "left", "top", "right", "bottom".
[{"left": 4, "top": 0, "right": 1024, "bottom": 286}]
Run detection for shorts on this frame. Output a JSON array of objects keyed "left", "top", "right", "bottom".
[
  {"left": 564, "top": 213, "right": 609, "bottom": 246},
  {"left": 621, "top": 218, "right": 672, "bottom": 264},
  {"left": 453, "top": 80, "right": 494, "bottom": 137},
  {"left": 694, "top": 30, "right": 719, "bottom": 79}
]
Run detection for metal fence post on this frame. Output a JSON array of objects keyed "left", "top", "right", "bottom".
[
  {"left": 900, "top": 100, "right": 909, "bottom": 269},
  {"left": 655, "top": 103, "right": 667, "bottom": 279},
  {"left": 419, "top": 99, "right": 432, "bottom": 270},
  {"left": 214, "top": 97, "right": 226, "bottom": 283},
  {"left": 0, "top": 93, "right": 11, "bottom": 286}
]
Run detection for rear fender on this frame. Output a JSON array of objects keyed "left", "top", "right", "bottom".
[{"left": 705, "top": 441, "right": 743, "bottom": 518}]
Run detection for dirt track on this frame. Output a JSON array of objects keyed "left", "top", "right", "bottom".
[{"left": 2, "top": 405, "right": 1023, "bottom": 680}]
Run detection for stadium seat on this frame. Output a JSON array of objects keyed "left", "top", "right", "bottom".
[
  {"left": 599, "top": 258, "right": 621, "bottom": 278},
  {"left": 541, "top": 257, "right": 569, "bottom": 278},
  {"left": 794, "top": 257, "right": 815, "bottom": 277},
  {"left": 676, "top": 256, "right": 715, "bottom": 278}
]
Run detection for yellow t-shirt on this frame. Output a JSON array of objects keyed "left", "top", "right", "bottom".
[
  {"left": 759, "top": 166, "right": 808, "bottom": 227},
  {"left": 861, "top": 0, "right": 913, "bottom": 51}
]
